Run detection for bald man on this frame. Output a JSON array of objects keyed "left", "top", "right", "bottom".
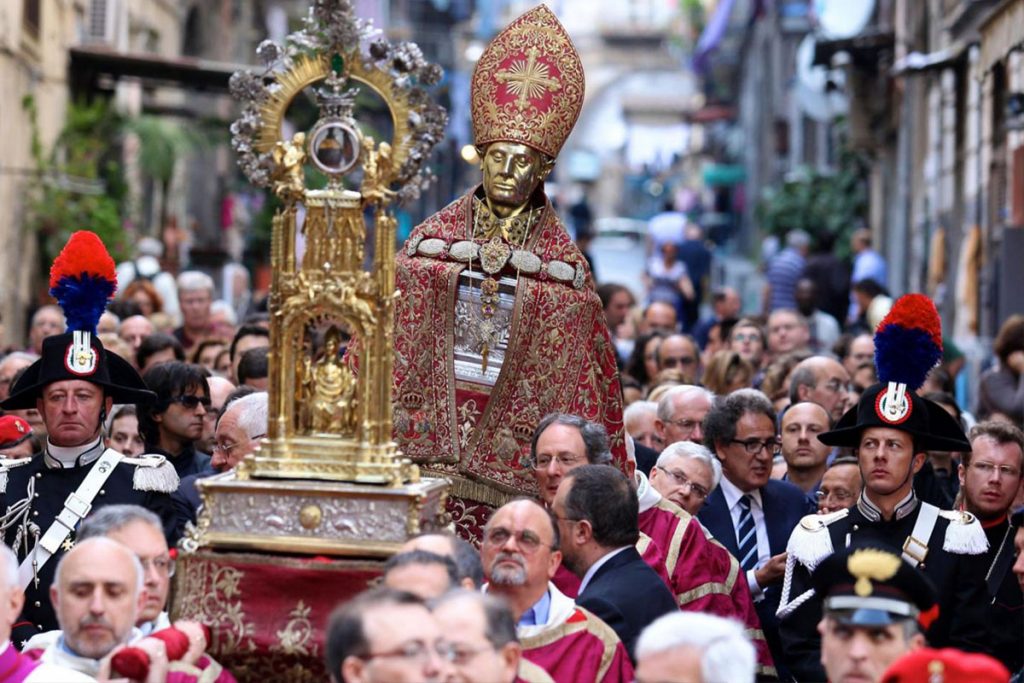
[{"left": 25, "top": 538, "right": 169, "bottom": 680}]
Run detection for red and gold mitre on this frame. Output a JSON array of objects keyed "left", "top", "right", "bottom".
[{"left": 470, "top": 5, "right": 585, "bottom": 159}]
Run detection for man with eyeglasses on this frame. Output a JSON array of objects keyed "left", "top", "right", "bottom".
[
  {"left": 655, "top": 334, "right": 700, "bottom": 383},
  {"left": 958, "top": 421, "right": 1024, "bottom": 673},
  {"left": 140, "top": 361, "right": 213, "bottom": 479},
  {"left": 647, "top": 440, "right": 718, "bottom": 516},
  {"left": 76, "top": 505, "right": 176, "bottom": 634},
  {"left": 195, "top": 375, "right": 236, "bottom": 456},
  {"left": 696, "top": 389, "right": 814, "bottom": 679},
  {"left": 788, "top": 356, "right": 853, "bottom": 423},
  {"left": 654, "top": 385, "right": 713, "bottom": 447},
  {"left": 553, "top": 466, "right": 677, "bottom": 660},
  {"left": 430, "top": 590, "right": 532, "bottom": 683},
  {"left": 325, "top": 587, "right": 453, "bottom": 683},
  {"left": 479, "top": 498, "right": 632, "bottom": 683},
  {"left": 816, "top": 454, "right": 862, "bottom": 514},
  {"left": 532, "top": 413, "right": 774, "bottom": 674}
]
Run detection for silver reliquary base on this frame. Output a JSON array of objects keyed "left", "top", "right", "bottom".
[{"left": 185, "top": 471, "right": 450, "bottom": 557}]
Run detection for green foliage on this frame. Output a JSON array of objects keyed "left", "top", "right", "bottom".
[
  {"left": 21, "top": 97, "right": 131, "bottom": 276},
  {"left": 755, "top": 144, "right": 867, "bottom": 258},
  {"left": 124, "top": 116, "right": 204, "bottom": 184}
]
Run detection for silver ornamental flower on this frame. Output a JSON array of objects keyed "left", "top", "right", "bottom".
[
  {"left": 229, "top": 71, "right": 267, "bottom": 103},
  {"left": 369, "top": 39, "right": 390, "bottom": 61},
  {"left": 256, "top": 40, "right": 282, "bottom": 68},
  {"left": 418, "top": 64, "right": 443, "bottom": 86}
]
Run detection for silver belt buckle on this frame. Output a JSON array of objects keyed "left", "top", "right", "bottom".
[
  {"left": 63, "top": 493, "right": 92, "bottom": 519},
  {"left": 902, "top": 535, "right": 929, "bottom": 565}
]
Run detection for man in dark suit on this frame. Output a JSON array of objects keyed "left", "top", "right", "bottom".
[
  {"left": 552, "top": 464, "right": 677, "bottom": 661},
  {"left": 696, "top": 389, "right": 815, "bottom": 677}
]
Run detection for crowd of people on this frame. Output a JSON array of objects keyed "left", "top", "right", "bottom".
[
  {"left": 0, "top": 0, "right": 1022, "bottom": 676},
  {"left": 0, "top": 234, "right": 1018, "bottom": 683},
  {"left": 0, "top": 235, "right": 273, "bottom": 681},
  {"left": 319, "top": 253, "right": 1024, "bottom": 681}
]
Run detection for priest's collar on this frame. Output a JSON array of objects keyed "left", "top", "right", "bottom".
[
  {"left": 44, "top": 436, "right": 104, "bottom": 470},
  {"left": 471, "top": 194, "right": 545, "bottom": 244},
  {"left": 634, "top": 470, "right": 661, "bottom": 514},
  {"left": 857, "top": 489, "right": 918, "bottom": 522}
]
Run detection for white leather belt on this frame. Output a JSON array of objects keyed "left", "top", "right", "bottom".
[
  {"left": 902, "top": 502, "right": 939, "bottom": 567},
  {"left": 18, "top": 448, "right": 124, "bottom": 590}
]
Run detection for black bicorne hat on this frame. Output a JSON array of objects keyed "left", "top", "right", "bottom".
[
  {"left": 818, "top": 294, "right": 968, "bottom": 453},
  {"left": 818, "top": 382, "right": 969, "bottom": 452},
  {"left": 0, "top": 232, "right": 155, "bottom": 410},
  {"left": 2, "top": 332, "right": 154, "bottom": 410}
]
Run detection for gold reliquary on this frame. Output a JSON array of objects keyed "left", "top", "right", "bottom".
[{"left": 185, "top": 1, "right": 450, "bottom": 556}]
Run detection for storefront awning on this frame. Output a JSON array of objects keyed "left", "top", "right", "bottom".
[
  {"left": 812, "top": 30, "right": 894, "bottom": 68},
  {"left": 703, "top": 164, "right": 746, "bottom": 187},
  {"left": 69, "top": 45, "right": 252, "bottom": 94}
]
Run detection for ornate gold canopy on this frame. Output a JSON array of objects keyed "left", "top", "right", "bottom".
[{"left": 184, "top": 0, "right": 450, "bottom": 557}]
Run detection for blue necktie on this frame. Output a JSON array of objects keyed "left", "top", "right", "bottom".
[{"left": 736, "top": 494, "right": 759, "bottom": 571}]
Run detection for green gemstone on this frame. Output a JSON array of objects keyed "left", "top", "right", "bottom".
[{"left": 331, "top": 54, "right": 344, "bottom": 74}]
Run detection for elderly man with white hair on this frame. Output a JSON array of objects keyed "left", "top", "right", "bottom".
[
  {"left": 654, "top": 385, "right": 714, "bottom": 448},
  {"left": 647, "top": 441, "right": 720, "bottom": 517},
  {"left": 174, "top": 391, "right": 268, "bottom": 532},
  {"left": 634, "top": 612, "right": 756, "bottom": 683},
  {"left": 0, "top": 545, "right": 92, "bottom": 681}
]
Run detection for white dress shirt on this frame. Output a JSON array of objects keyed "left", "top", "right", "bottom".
[{"left": 718, "top": 476, "right": 771, "bottom": 599}]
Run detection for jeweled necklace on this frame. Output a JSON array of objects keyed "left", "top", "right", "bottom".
[{"left": 466, "top": 196, "right": 538, "bottom": 372}]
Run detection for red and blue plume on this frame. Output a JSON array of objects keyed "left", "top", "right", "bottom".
[
  {"left": 48, "top": 231, "right": 118, "bottom": 335},
  {"left": 873, "top": 293, "right": 943, "bottom": 391}
]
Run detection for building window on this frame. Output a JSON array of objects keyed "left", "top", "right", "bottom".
[{"left": 23, "top": 0, "right": 40, "bottom": 39}]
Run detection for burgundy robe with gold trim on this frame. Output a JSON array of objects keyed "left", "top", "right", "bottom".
[
  {"left": 519, "top": 586, "right": 633, "bottom": 683},
  {"left": 389, "top": 189, "right": 626, "bottom": 539},
  {"left": 638, "top": 497, "right": 776, "bottom": 677}
]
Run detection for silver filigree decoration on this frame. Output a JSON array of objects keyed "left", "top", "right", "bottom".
[{"left": 229, "top": 0, "right": 447, "bottom": 200}]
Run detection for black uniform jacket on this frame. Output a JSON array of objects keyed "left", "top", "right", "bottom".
[
  {"left": 777, "top": 494, "right": 991, "bottom": 682},
  {"left": 982, "top": 517, "right": 1023, "bottom": 674},
  {"left": 0, "top": 444, "right": 177, "bottom": 646}
]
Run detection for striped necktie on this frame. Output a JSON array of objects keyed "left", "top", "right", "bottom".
[{"left": 736, "top": 494, "right": 759, "bottom": 571}]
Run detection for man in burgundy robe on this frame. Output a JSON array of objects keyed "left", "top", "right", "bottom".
[
  {"left": 533, "top": 415, "right": 775, "bottom": 675},
  {"left": 481, "top": 499, "right": 633, "bottom": 683}
]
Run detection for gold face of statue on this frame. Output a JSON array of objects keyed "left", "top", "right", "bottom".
[{"left": 480, "top": 142, "right": 551, "bottom": 217}]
